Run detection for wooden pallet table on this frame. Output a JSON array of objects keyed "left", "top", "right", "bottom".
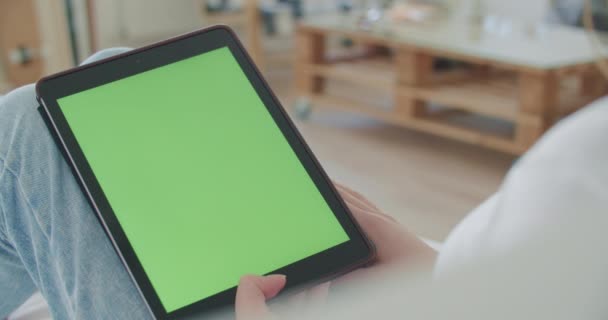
[{"left": 295, "top": 14, "right": 608, "bottom": 154}]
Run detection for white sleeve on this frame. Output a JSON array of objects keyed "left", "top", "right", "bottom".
[
  {"left": 434, "top": 97, "right": 608, "bottom": 279},
  {"left": 434, "top": 194, "right": 499, "bottom": 275}
]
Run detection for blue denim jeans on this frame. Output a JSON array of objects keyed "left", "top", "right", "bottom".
[{"left": 0, "top": 49, "right": 153, "bottom": 319}]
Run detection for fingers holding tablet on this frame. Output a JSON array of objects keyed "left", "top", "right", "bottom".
[
  {"left": 236, "top": 275, "right": 331, "bottom": 320},
  {"left": 236, "top": 275, "right": 286, "bottom": 320},
  {"left": 234, "top": 184, "right": 436, "bottom": 320},
  {"left": 337, "top": 184, "right": 437, "bottom": 267}
]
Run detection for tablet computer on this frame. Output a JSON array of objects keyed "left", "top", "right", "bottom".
[{"left": 36, "top": 26, "right": 374, "bottom": 320}]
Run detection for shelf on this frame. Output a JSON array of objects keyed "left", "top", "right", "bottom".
[
  {"left": 558, "top": 90, "right": 598, "bottom": 117},
  {"left": 307, "top": 57, "right": 596, "bottom": 126},
  {"left": 308, "top": 93, "right": 524, "bottom": 154},
  {"left": 404, "top": 76, "right": 520, "bottom": 122},
  {"left": 307, "top": 58, "right": 521, "bottom": 122},
  {"left": 303, "top": 57, "right": 395, "bottom": 92}
]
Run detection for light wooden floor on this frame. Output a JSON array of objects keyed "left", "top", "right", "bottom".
[{"left": 264, "top": 58, "right": 515, "bottom": 242}]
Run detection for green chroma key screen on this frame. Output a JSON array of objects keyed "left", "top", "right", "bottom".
[{"left": 57, "top": 47, "right": 350, "bottom": 312}]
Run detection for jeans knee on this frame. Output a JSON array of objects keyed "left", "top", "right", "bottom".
[
  {"left": 0, "top": 47, "right": 132, "bottom": 174},
  {"left": 0, "top": 84, "right": 39, "bottom": 152},
  {"left": 0, "top": 84, "right": 55, "bottom": 177},
  {"left": 81, "top": 47, "right": 132, "bottom": 66},
  {"left": 0, "top": 84, "right": 38, "bottom": 121}
]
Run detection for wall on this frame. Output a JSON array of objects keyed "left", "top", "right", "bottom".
[
  {"left": 34, "top": 0, "right": 74, "bottom": 74},
  {"left": 92, "top": 0, "right": 356, "bottom": 49},
  {"left": 453, "top": 0, "right": 551, "bottom": 23},
  {"left": 93, "top": 0, "right": 202, "bottom": 49},
  {"left": 70, "top": 0, "right": 94, "bottom": 62}
]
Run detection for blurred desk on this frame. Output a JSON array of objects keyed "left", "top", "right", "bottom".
[{"left": 295, "top": 14, "right": 608, "bottom": 154}]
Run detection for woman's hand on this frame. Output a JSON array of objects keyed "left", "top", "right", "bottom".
[
  {"left": 236, "top": 275, "right": 330, "bottom": 320},
  {"left": 235, "top": 275, "right": 286, "bottom": 320},
  {"left": 333, "top": 184, "right": 437, "bottom": 275},
  {"left": 235, "top": 183, "right": 437, "bottom": 320}
]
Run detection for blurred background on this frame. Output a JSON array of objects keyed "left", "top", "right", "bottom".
[
  {"left": 1, "top": 0, "right": 607, "bottom": 244},
  {"left": 3, "top": 1, "right": 608, "bottom": 319}
]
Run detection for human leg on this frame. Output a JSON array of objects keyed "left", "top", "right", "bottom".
[{"left": 0, "top": 49, "right": 152, "bottom": 319}]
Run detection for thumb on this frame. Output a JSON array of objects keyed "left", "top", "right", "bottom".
[{"left": 236, "top": 274, "right": 287, "bottom": 320}]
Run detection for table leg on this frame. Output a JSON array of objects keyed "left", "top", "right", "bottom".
[
  {"left": 295, "top": 30, "right": 326, "bottom": 97},
  {"left": 580, "top": 68, "right": 608, "bottom": 97},
  {"left": 516, "top": 72, "right": 558, "bottom": 149},
  {"left": 395, "top": 49, "right": 433, "bottom": 119},
  {"left": 245, "top": 0, "right": 263, "bottom": 69}
]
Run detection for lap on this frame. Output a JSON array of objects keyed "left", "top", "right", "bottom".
[{"left": 0, "top": 49, "right": 152, "bottom": 319}]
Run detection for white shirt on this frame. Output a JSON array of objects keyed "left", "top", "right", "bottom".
[
  {"left": 437, "top": 97, "right": 608, "bottom": 273},
  {"left": 434, "top": 97, "right": 608, "bottom": 318},
  {"left": 313, "top": 98, "right": 608, "bottom": 320}
]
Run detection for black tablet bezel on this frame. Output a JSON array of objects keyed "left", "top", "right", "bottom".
[{"left": 36, "top": 25, "right": 375, "bottom": 319}]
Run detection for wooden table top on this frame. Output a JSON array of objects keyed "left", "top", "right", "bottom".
[{"left": 299, "top": 13, "right": 608, "bottom": 71}]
